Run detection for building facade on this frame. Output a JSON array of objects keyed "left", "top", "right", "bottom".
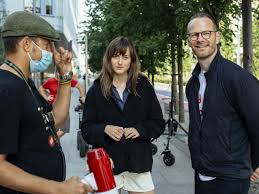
[{"left": 0, "top": 0, "right": 82, "bottom": 74}]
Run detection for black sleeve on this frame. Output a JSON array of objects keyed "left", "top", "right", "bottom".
[
  {"left": 0, "top": 87, "right": 22, "bottom": 154},
  {"left": 185, "top": 78, "right": 192, "bottom": 101},
  {"left": 133, "top": 80, "right": 165, "bottom": 140},
  {"left": 233, "top": 71, "right": 259, "bottom": 170},
  {"left": 81, "top": 86, "right": 107, "bottom": 146}
]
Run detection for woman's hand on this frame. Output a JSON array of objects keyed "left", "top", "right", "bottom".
[
  {"left": 79, "top": 96, "right": 85, "bottom": 104},
  {"left": 104, "top": 125, "right": 124, "bottom": 141},
  {"left": 251, "top": 167, "right": 259, "bottom": 182},
  {"left": 124, "top": 127, "right": 140, "bottom": 139}
]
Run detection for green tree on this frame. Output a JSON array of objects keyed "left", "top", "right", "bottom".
[
  {"left": 242, "top": 0, "right": 253, "bottom": 73},
  {"left": 83, "top": 0, "right": 248, "bottom": 122},
  {"left": 252, "top": 14, "right": 259, "bottom": 77}
]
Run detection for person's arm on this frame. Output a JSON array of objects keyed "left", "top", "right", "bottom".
[
  {"left": 74, "top": 82, "right": 85, "bottom": 103},
  {"left": 0, "top": 154, "right": 93, "bottom": 194},
  {"left": 52, "top": 81, "right": 71, "bottom": 129},
  {"left": 231, "top": 70, "right": 259, "bottom": 175},
  {"left": 251, "top": 168, "right": 259, "bottom": 182},
  {"left": 38, "top": 85, "right": 54, "bottom": 102},
  {"left": 132, "top": 79, "right": 165, "bottom": 140},
  {"left": 51, "top": 44, "right": 73, "bottom": 129},
  {"left": 38, "top": 86, "right": 48, "bottom": 101}
]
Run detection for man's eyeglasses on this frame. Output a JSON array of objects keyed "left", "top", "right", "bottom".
[{"left": 187, "top": 31, "right": 217, "bottom": 41}]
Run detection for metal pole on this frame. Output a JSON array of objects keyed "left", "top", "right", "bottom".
[
  {"left": 32, "top": 0, "right": 40, "bottom": 87},
  {"left": 85, "top": 31, "right": 89, "bottom": 91},
  {"left": 32, "top": 0, "right": 36, "bottom": 13}
]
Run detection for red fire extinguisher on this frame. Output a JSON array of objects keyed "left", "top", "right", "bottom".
[{"left": 87, "top": 148, "right": 116, "bottom": 192}]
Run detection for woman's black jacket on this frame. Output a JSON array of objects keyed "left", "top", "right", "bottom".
[{"left": 81, "top": 75, "right": 165, "bottom": 175}]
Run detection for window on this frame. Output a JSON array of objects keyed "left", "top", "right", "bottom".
[
  {"left": 45, "top": 0, "right": 53, "bottom": 15},
  {"left": 24, "top": 0, "right": 41, "bottom": 14},
  {"left": 24, "top": 0, "right": 53, "bottom": 15}
]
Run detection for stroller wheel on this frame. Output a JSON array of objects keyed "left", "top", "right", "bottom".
[
  {"left": 163, "top": 152, "right": 175, "bottom": 166},
  {"left": 151, "top": 143, "right": 158, "bottom": 155}
]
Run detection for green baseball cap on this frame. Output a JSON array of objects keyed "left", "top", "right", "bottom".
[{"left": 1, "top": 11, "right": 60, "bottom": 41}]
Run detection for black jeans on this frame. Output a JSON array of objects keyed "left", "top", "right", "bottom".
[{"left": 195, "top": 173, "right": 250, "bottom": 194}]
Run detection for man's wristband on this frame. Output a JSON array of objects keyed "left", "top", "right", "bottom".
[
  {"left": 59, "top": 80, "right": 72, "bottom": 85},
  {"left": 59, "top": 71, "right": 73, "bottom": 83}
]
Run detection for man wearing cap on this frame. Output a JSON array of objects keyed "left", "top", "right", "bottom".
[{"left": 0, "top": 11, "right": 92, "bottom": 194}]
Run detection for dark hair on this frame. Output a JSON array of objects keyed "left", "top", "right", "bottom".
[
  {"left": 98, "top": 36, "right": 141, "bottom": 99},
  {"left": 2, "top": 36, "right": 24, "bottom": 54},
  {"left": 188, "top": 12, "right": 218, "bottom": 31}
]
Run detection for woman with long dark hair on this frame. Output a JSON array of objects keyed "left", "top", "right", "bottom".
[{"left": 81, "top": 36, "right": 165, "bottom": 194}]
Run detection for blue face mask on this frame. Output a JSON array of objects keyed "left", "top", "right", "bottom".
[{"left": 28, "top": 41, "right": 53, "bottom": 73}]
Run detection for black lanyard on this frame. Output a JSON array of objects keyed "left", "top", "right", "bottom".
[
  {"left": 5, "top": 59, "right": 41, "bottom": 107},
  {"left": 4, "top": 59, "right": 60, "bottom": 145}
]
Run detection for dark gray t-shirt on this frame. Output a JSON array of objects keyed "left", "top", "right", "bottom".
[{"left": 0, "top": 70, "right": 65, "bottom": 194}]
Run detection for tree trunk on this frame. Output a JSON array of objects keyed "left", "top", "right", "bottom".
[
  {"left": 150, "top": 52, "right": 155, "bottom": 85},
  {"left": 177, "top": 38, "right": 185, "bottom": 122},
  {"left": 151, "top": 74, "right": 154, "bottom": 86},
  {"left": 242, "top": 0, "right": 253, "bottom": 73},
  {"left": 170, "top": 39, "right": 178, "bottom": 116}
]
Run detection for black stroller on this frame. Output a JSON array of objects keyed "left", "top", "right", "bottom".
[
  {"left": 152, "top": 100, "right": 188, "bottom": 166},
  {"left": 75, "top": 101, "right": 91, "bottom": 157}
]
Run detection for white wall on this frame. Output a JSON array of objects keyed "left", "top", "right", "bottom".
[
  {"left": 38, "top": 0, "right": 64, "bottom": 35},
  {"left": 63, "top": 0, "right": 80, "bottom": 57},
  {"left": 5, "top": 0, "right": 23, "bottom": 13}
]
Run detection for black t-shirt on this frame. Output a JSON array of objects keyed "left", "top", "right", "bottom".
[{"left": 0, "top": 70, "right": 65, "bottom": 194}]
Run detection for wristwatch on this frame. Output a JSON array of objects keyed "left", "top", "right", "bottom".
[{"left": 59, "top": 71, "right": 73, "bottom": 82}]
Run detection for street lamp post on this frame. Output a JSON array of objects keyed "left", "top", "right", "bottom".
[
  {"left": 84, "top": 31, "right": 89, "bottom": 92},
  {"left": 32, "top": 0, "right": 39, "bottom": 87}
]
